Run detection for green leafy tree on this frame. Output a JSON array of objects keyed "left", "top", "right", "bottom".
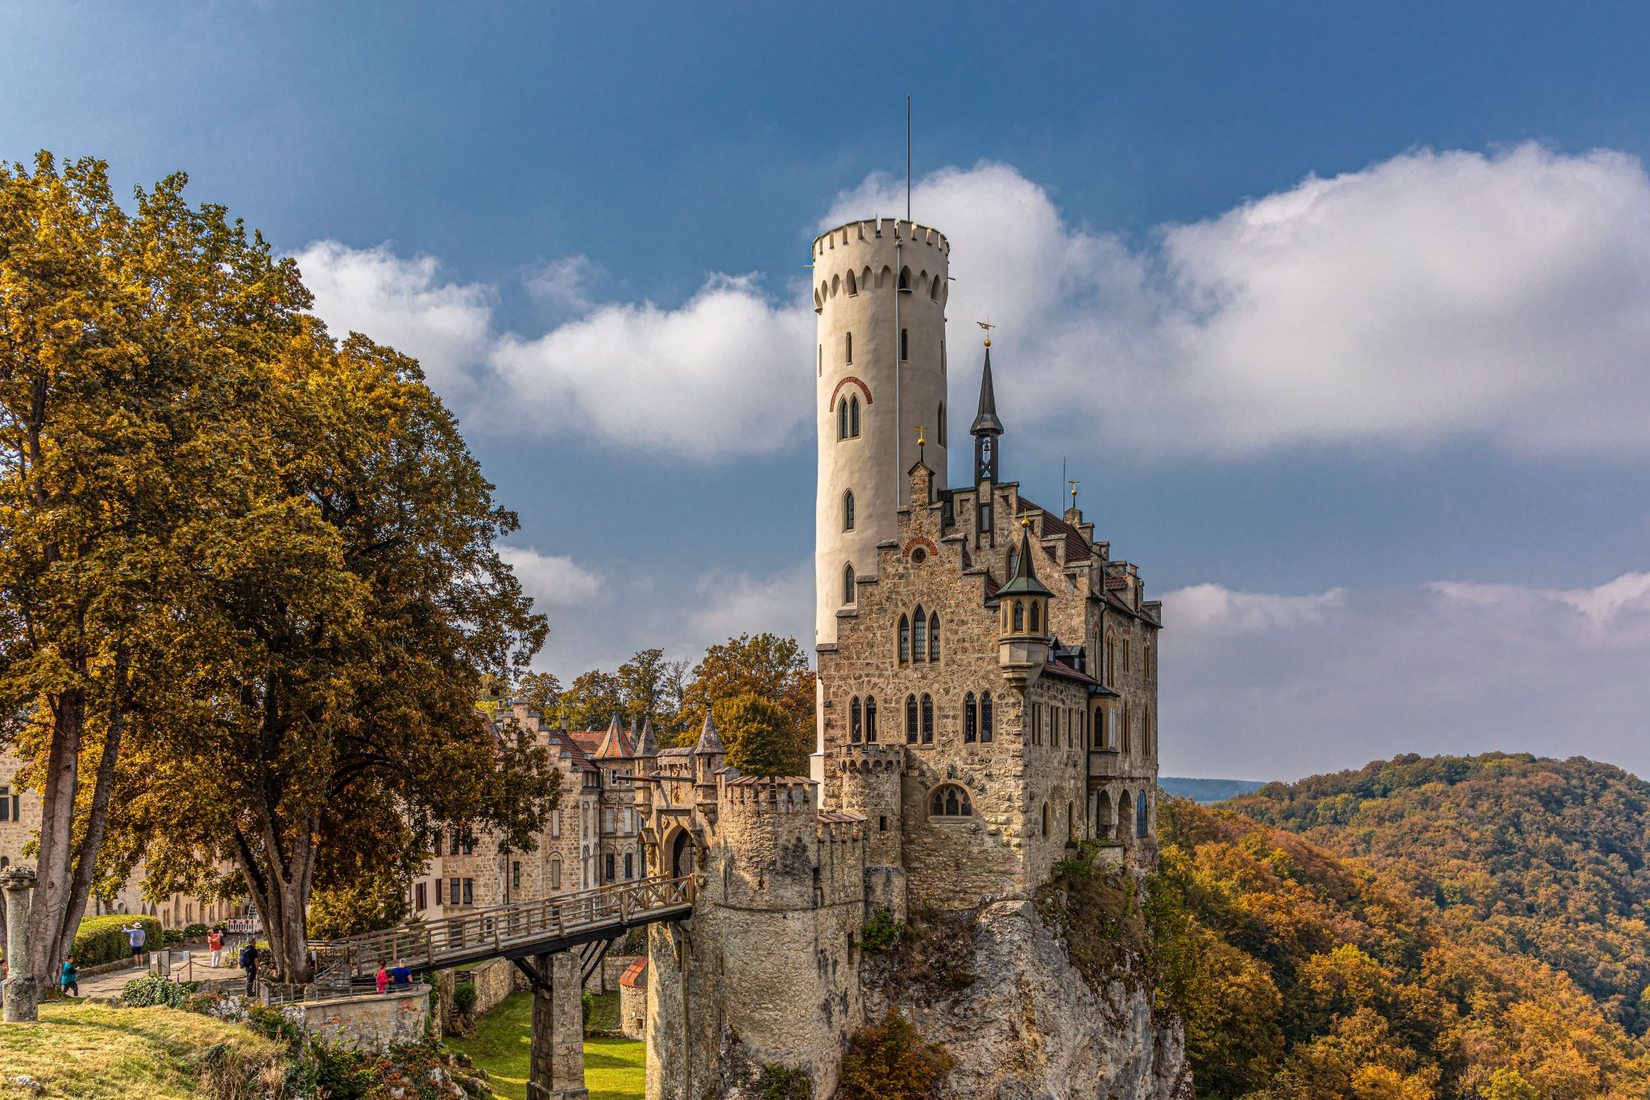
[
  {"left": 0, "top": 153, "right": 309, "bottom": 987},
  {"left": 617, "top": 647, "right": 686, "bottom": 732},
  {"left": 677, "top": 633, "right": 813, "bottom": 750},
  {"left": 116, "top": 326, "right": 559, "bottom": 982},
  {"left": 561, "top": 669, "right": 622, "bottom": 730},
  {"left": 513, "top": 671, "right": 564, "bottom": 719},
  {"left": 718, "top": 693, "right": 806, "bottom": 777}
]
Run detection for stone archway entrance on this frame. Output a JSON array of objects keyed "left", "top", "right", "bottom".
[{"left": 669, "top": 829, "right": 696, "bottom": 879}]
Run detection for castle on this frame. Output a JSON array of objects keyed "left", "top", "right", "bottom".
[{"left": 629, "top": 217, "right": 1165, "bottom": 1099}]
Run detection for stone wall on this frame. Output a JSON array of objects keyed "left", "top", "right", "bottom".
[{"left": 286, "top": 986, "right": 430, "bottom": 1054}]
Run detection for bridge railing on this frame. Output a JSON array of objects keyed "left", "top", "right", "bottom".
[{"left": 314, "top": 874, "right": 695, "bottom": 976}]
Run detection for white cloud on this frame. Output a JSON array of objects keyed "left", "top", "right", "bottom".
[
  {"left": 496, "top": 546, "right": 602, "bottom": 608},
  {"left": 524, "top": 255, "right": 599, "bottom": 314},
  {"left": 291, "top": 241, "right": 494, "bottom": 402},
  {"left": 683, "top": 559, "right": 815, "bottom": 654},
  {"left": 490, "top": 275, "right": 814, "bottom": 459},
  {"left": 829, "top": 146, "right": 1650, "bottom": 457},
  {"left": 1162, "top": 582, "right": 1347, "bottom": 637},
  {"left": 1160, "top": 571, "right": 1650, "bottom": 781}
]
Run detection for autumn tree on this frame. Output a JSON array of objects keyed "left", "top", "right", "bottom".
[
  {"left": 0, "top": 154, "right": 309, "bottom": 986},
  {"left": 117, "top": 326, "right": 559, "bottom": 981},
  {"left": 560, "top": 669, "right": 623, "bottom": 730},
  {"left": 717, "top": 693, "right": 806, "bottom": 777},
  {"left": 616, "top": 647, "right": 686, "bottom": 733},
  {"left": 513, "top": 671, "right": 564, "bottom": 718},
  {"left": 677, "top": 633, "right": 813, "bottom": 751}
]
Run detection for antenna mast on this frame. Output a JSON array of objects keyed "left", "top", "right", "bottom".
[{"left": 906, "top": 95, "right": 912, "bottom": 221}]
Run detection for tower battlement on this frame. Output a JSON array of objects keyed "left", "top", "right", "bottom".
[
  {"left": 812, "top": 218, "right": 949, "bottom": 257},
  {"left": 835, "top": 743, "right": 904, "bottom": 775},
  {"left": 718, "top": 774, "right": 817, "bottom": 814}
]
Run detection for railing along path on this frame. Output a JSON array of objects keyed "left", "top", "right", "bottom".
[{"left": 312, "top": 874, "right": 695, "bottom": 978}]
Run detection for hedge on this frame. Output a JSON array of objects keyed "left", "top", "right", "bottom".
[{"left": 73, "top": 915, "right": 163, "bottom": 967}]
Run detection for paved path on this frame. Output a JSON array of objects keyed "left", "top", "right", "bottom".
[{"left": 72, "top": 941, "right": 246, "bottom": 1000}]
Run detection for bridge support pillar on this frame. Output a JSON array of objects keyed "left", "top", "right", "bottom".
[{"left": 524, "top": 950, "right": 586, "bottom": 1100}]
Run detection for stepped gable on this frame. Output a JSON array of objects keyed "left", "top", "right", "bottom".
[{"left": 1016, "top": 497, "right": 1094, "bottom": 563}]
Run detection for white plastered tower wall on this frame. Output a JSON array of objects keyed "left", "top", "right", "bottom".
[{"left": 813, "top": 218, "right": 950, "bottom": 657}]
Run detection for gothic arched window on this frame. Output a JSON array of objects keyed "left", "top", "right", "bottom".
[
  {"left": 1012, "top": 601, "right": 1024, "bottom": 633},
  {"left": 920, "top": 693, "right": 934, "bottom": 744},
  {"left": 865, "top": 696, "right": 878, "bottom": 742},
  {"left": 838, "top": 398, "right": 848, "bottom": 440},
  {"left": 1029, "top": 601, "right": 1040, "bottom": 633},
  {"left": 905, "top": 694, "right": 918, "bottom": 744},
  {"left": 843, "top": 563, "right": 855, "bottom": 605},
  {"left": 928, "top": 612, "right": 940, "bottom": 662},
  {"left": 843, "top": 490, "right": 855, "bottom": 531},
  {"left": 964, "top": 692, "right": 977, "bottom": 743},
  {"left": 981, "top": 692, "right": 993, "bottom": 742},
  {"left": 850, "top": 395, "right": 860, "bottom": 437},
  {"left": 850, "top": 696, "right": 862, "bottom": 743},
  {"left": 929, "top": 784, "right": 973, "bottom": 817},
  {"left": 912, "top": 606, "right": 927, "bottom": 661},
  {"left": 898, "top": 615, "right": 910, "bottom": 663}
]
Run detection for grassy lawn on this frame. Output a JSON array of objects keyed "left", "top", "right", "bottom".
[
  {"left": 448, "top": 990, "right": 644, "bottom": 1100},
  {"left": 0, "top": 1000, "right": 282, "bottom": 1100}
]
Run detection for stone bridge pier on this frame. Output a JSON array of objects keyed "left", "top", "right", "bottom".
[{"left": 514, "top": 950, "right": 586, "bottom": 1100}]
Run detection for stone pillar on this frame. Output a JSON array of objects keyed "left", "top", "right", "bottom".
[
  {"left": 528, "top": 950, "right": 586, "bottom": 1100},
  {"left": 2, "top": 866, "right": 40, "bottom": 1022}
]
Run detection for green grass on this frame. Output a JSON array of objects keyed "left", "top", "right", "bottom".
[
  {"left": 0, "top": 1000, "right": 283, "bottom": 1099},
  {"left": 448, "top": 990, "right": 644, "bottom": 1100}
]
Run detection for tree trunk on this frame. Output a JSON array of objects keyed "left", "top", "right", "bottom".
[
  {"left": 232, "top": 815, "right": 319, "bottom": 985},
  {"left": 28, "top": 687, "right": 84, "bottom": 984},
  {"left": 46, "top": 648, "right": 130, "bottom": 972}
]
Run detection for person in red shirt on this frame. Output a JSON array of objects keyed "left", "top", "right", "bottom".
[
  {"left": 375, "top": 964, "right": 389, "bottom": 995},
  {"left": 207, "top": 929, "right": 224, "bottom": 967}
]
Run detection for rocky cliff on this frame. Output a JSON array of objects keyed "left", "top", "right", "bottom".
[{"left": 862, "top": 891, "right": 1191, "bottom": 1100}]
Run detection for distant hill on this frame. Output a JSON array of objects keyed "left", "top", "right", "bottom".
[
  {"left": 1158, "top": 776, "right": 1267, "bottom": 803},
  {"left": 1226, "top": 752, "right": 1650, "bottom": 1035},
  {"left": 1153, "top": 796, "right": 1650, "bottom": 1099}
]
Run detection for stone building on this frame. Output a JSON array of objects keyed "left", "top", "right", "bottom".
[
  {"left": 0, "top": 747, "right": 245, "bottom": 928},
  {"left": 629, "top": 216, "right": 1171, "bottom": 1099},
  {"left": 409, "top": 708, "right": 653, "bottom": 921}
]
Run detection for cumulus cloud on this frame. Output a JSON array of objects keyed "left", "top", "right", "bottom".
[
  {"left": 829, "top": 146, "right": 1650, "bottom": 457},
  {"left": 683, "top": 558, "right": 815, "bottom": 652},
  {"left": 1160, "top": 571, "right": 1650, "bottom": 781},
  {"left": 496, "top": 546, "right": 602, "bottom": 608},
  {"left": 491, "top": 276, "right": 813, "bottom": 459},
  {"left": 291, "top": 241, "right": 494, "bottom": 402}
]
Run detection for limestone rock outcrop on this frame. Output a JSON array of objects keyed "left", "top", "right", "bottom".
[{"left": 864, "top": 899, "right": 1191, "bottom": 1100}]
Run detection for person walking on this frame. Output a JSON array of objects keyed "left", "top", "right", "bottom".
[
  {"left": 388, "top": 959, "right": 412, "bottom": 989},
  {"left": 123, "top": 923, "right": 147, "bottom": 969},
  {"left": 59, "top": 955, "right": 78, "bottom": 997},
  {"left": 206, "top": 928, "right": 223, "bottom": 968},
  {"left": 375, "top": 963, "right": 389, "bottom": 995},
  {"left": 238, "top": 940, "right": 259, "bottom": 997}
]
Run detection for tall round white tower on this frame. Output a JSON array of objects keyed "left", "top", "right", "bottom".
[{"left": 812, "top": 218, "right": 950, "bottom": 649}]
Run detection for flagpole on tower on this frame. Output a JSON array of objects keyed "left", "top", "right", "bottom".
[{"left": 906, "top": 95, "right": 912, "bottom": 221}]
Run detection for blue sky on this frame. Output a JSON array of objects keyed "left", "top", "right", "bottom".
[{"left": 6, "top": 2, "right": 1650, "bottom": 780}]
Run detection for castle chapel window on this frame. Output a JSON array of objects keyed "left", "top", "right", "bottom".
[
  {"left": 905, "top": 695, "right": 918, "bottom": 744},
  {"left": 850, "top": 696, "right": 862, "bottom": 743},
  {"left": 920, "top": 694, "right": 934, "bottom": 744},
  {"left": 865, "top": 696, "right": 878, "bottom": 742},
  {"left": 964, "top": 693, "right": 977, "bottom": 742},
  {"left": 928, "top": 613, "right": 940, "bottom": 662},
  {"left": 981, "top": 692, "right": 993, "bottom": 741},
  {"left": 930, "top": 784, "right": 973, "bottom": 817},
  {"left": 912, "top": 607, "right": 927, "bottom": 661},
  {"left": 898, "top": 615, "right": 911, "bottom": 663}
]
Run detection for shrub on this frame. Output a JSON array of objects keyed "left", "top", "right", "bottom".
[
  {"left": 306, "top": 1039, "right": 380, "bottom": 1100},
  {"left": 183, "top": 922, "right": 209, "bottom": 940},
  {"left": 581, "top": 990, "right": 594, "bottom": 1027},
  {"left": 246, "top": 1004, "right": 303, "bottom": 1047},
  {"left": 862, "top": 907, "right": 904, "bottom": 953},
  {"left": 452, "top": 980, "right": 478, "bottom": 1021},
  {"left": 839, "top": 1008, "right": 953, "bottom": 1100},
  {"left": 72, "top": 914, "right": 162, "bottom": 967},
  {"left": 161, "top": 927, "right": 188, "bottom": 947},
  {"left": 754, "top": 1063, "right": 814, "bottom": 1100},
  {"left": 121, "top": 974, "right": 202, "bottom": 1008}
]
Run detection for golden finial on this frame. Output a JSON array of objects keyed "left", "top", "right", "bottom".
[
  {"left": 1069, "top": 479, "right": 1079, "bottom": 505},
  {"left": 914, "top": 424, "right": 927, "bottom": 448},
  {"left": 1019, "top": 515, "right": 1031, "bottom": 529},
  {"left": 977, "top": 320, "right": 995, "bottom": 347}
]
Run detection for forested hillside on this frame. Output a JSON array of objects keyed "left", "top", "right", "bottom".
[
  {"left": 1151, "top": 798, "right": 1650, "bottom": 1099},
  {"left": 1226, "top": 754, "right": 1650, "bottom": 1034}
]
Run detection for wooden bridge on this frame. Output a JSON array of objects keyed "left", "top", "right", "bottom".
[
  {"left": 313, "top": 874, "right": 695, "bottom": 979},
  {"left": 310, "top": 875, "right": 695, "bottom": 1100}
]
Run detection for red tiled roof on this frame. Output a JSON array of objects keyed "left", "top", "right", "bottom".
[{"left": 620, "top": 958, "right": 647, "bottom": 989}]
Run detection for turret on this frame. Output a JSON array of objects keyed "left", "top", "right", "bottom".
[
  {"left": 813, "top": 219, "right": 951, "bottom": 650},
  {"left": 998, "top": 520, "right": 1052, "bottom": 679}
]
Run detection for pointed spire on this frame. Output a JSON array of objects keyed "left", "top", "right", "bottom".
[
  {"left": 637, "top": 718, "right": 658, "bottom": 757},
  {"left": 694, "top": 712, "right": 724, "bottom": 755},
  {"left": 971, "top": 345, "right": 1004, "bottom": 436},
  {"left": 997, "top": 518, "right": 1052, "bottom": 598},
  {"left": 596, "top": 713, "right": 626, "bottom": 759}
]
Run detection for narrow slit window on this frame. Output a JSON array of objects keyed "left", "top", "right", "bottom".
[
  {"left": 846, "top": 331, "right": 852, "bottom": 364},
  {"left": 921, "top": 693, "right": 933, "bottom": 744},
  {"left": 898, "top": 615, "right": 910, "bottom": 663},
  {"left": 865, "top": 696, "right": 878, "bottom": 742},
  {"left": 905, "top": 694, "right": 918, "bottom": 744},
  {"left": 844, "top": 490, "right": 855, "bottom": 531},
  {"left": 928, "top": 612, "right": 940, "bottom": 662},
  {"left": 981, "top": 692, "right": 993, "bottom": 741},
  {"left": 901, "top": 327, "right": 908, "bottom": 361},
  {"left": 964, "top": 693, "right": 977, "bottom": 742},
  {"left": 843, "top": 563, "right": 855, "bottom": 605}
]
